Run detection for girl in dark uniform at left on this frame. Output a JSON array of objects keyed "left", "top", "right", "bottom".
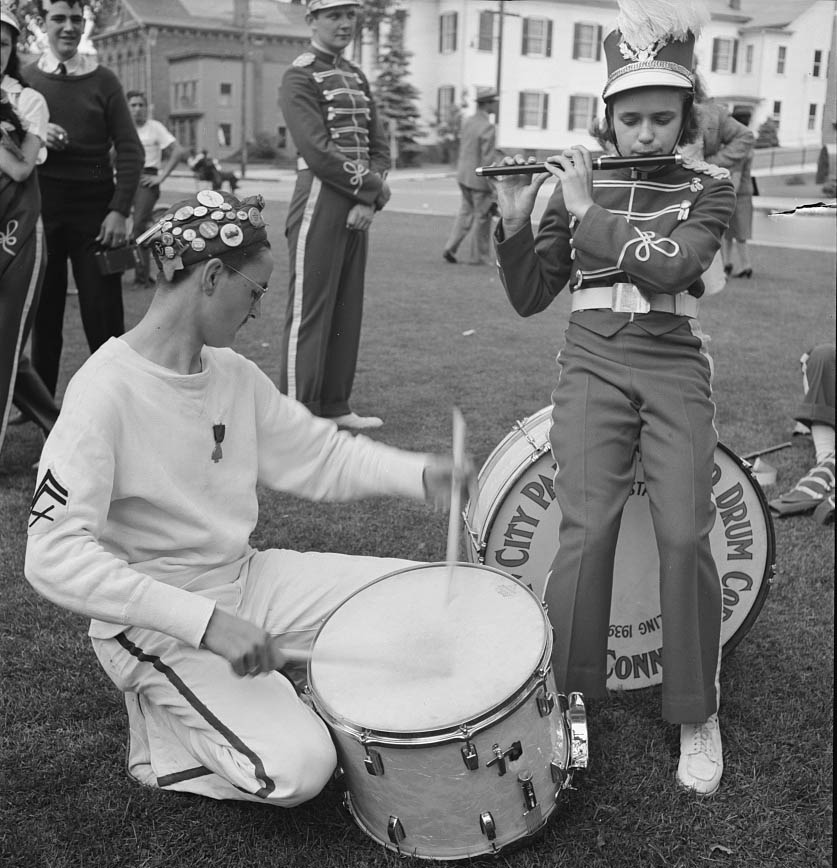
[{"left": 0, "top": 5, "right": 59, "bottom": 459}]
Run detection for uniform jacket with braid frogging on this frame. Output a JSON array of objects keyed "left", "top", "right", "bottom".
[
  {"left": 280, "top": 45, "right": 390, "bottom": 209},
  {"left": 495, "top": 161, "right": 736, "bottom": 336}
]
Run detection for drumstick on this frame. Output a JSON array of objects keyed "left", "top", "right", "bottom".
[{"left": 444, "top": 407, "right": 466, "bottom": 604}]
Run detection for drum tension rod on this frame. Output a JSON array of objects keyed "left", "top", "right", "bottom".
[{"left": 486, "top": 740, "right": 523, "bottom": 776}]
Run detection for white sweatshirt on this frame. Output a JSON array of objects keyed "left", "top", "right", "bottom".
[{"left": 25, "top": 338, "right": 427, "bottom": 648}]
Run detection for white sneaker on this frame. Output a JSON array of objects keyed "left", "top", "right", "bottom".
[
  {"left": 677, "top": 713, "right": 723, "bottom": 795},
  {"left": 331, "top": 412, "right": 383, "bottom": 431}
]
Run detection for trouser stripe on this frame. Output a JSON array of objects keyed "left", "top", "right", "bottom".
[
  {"left": 115, "top": 633, "right": 276, "bottom": 799},
  {"left": 286, "top": 176, "right": 322, "bottom": 401}
]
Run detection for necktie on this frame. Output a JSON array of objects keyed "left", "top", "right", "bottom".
[{"left": 57, "top": 62, "right": 67, "bottom": 76}]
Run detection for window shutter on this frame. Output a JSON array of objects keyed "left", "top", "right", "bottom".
[
  {"left": 731, "top": 39, "right": 738, "bottom": 73},
  {"left": 452, "top": 12, "right": 458, "bottom": 52},
  {"left": 438, "top": 15, "right": 443, "bottom": 53},
  {"left": 595, "top": 25, "right": 602, "bottom": 60},
  {"left": 541, "top": 93, "right": 549, "bottom": 129},
  {"left": 711, "top": 38, "right": 720, "bottom": 72},
  {"left": 572, "top": 22, "right": 580, "bottom": 59},
  {"left": 522, "top": 18, "right": 530, "bottom": 55},
  {"left": 546, "top": 20, "right": 553, "bottom": 57},
  {"left": 567, "top": 97, "right": 575, "bottom": 130},
  {"left": 518, "top": 93, "right": 525, "bottom": 127}
]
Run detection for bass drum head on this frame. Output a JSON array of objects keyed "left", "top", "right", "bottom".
[
  {"left": 308, "top": 563, "right": 549, "bottom": 734},
  {"left": 466, "top": 408, "right": 774, "bottom": 691}
]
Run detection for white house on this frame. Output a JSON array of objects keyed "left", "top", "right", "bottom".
[{"left": 395, "top": 0, "right": 835, "bottom": 154}]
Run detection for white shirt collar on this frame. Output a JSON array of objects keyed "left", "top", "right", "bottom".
[{"left": 37, "top": 47, "right": 98, "bottom": 75}]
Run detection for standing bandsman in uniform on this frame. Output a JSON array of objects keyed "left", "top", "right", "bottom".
[
  {"left": 279, "top": 0, "right": 390, "bottom": 431},
  {"left": 490, "top": 0, "right": 735, "bottom": 795}
]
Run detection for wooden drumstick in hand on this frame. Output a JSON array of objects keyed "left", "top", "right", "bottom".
[{"left": 444, "top": 407, "right": 466, "bottom": 604}]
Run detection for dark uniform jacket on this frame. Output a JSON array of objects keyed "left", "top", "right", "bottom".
[
  {"left": 496, "top": 159, "right": 736, "bottom": 336},
  {"left": 280, "top": 44, "right": 390, "bottom": 208}
]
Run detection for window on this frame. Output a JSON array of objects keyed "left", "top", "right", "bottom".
[
  {"left": 219, "top": 82, "right": 232, "bottom": 106},
  {"left": 437, "top": 85, "right": 455, "bottom": 125},
  {"left": 518, "top": 91, "right": 549, "bottom": 129},
  {"left": 776, "top": 46, "right": 786, "bottom": 74},
  {"left": 173, "top": 80, "right": 198, "bottom": 109},
  {"left": 808, "top": 104, "right": 817, "bottom": 131},
  {"left": 711, "top": 38, "right": 738, "bottom": 73},
  {"left": 744, "top": 44, "right": 753, "bottom": 74},
  {"left": 277, "top": 125, "right": 287, "bottom": 149},
  {"left": 217, "top": 123, "right": 232, "bottom": 147},
  {"left": 813, "top": 50, "right": 822, "bottom": 77},
  {"left": 521, "top": 17, "right": 552, "bottom": 57},
  {"left": 568, "top": 95, "right": 596, "bottom": 132},
  {"left": 477, "top": 10, "right": 494, "bottom": 52},
  {"left": 772, "top": 100, "right": 781, "bottom": 127},
  {"left": 572, "top": 23, "right": 602, "bottom": 60},
  {"left": 439, "top": 12, "right": 457, "bottom": 53}
]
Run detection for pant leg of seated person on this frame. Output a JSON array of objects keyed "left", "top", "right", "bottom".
[{"left": 93, "top": 552, "right": 416, "bottom": 805}]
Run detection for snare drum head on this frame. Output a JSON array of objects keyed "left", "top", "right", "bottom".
[
  {"left": 468, "top": 409, "right": 774, "bottom": 691},
  {"left": 309, "top": 564, "right": 548, "bottom": 733}
]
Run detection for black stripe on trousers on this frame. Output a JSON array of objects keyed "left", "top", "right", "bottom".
[{"left": 115, "top": 633, "right": 275, "bottom": 798}]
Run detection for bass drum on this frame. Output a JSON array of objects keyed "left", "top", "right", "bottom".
[{"left": 464, "top": 407, "right": 774, "bottom": 692}]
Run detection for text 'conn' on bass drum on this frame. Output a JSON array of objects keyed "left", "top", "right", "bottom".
[{"left": 464, "top": 407, "right": 774, "bottom": 692}]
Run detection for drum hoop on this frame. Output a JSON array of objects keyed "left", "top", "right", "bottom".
[
  {"left": 308, "top": 562, "right": 552, "bottom": 740},
  {"left": 316, "top": 650, "right": 553, "bottom": 747},
  {"left": 465, "top": 411, "right": 553, "bottom": 561},
  {"left": 716, "top": 442, "right": 775, "bottom": 656}
]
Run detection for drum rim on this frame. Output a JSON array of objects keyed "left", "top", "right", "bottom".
[
  {"left": 464, "top": 408, "right": 553, "bottom": 561},
  {"left": 715, "top": 441, "right": 775, "bottom": 656},
  {"left": 307, "top": 562, "right": 552, "bottom": 739}
]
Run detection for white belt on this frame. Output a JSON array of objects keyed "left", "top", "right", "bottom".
[{"left": 571, "top": 283, "right": 699, "bottom": 318}]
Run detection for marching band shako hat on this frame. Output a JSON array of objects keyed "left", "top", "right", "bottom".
[
  {"left": 601, "top": 0, "right": 709, "bottom": 101},
  {"left": 136, "top": 189, "right": 268, "bottom": 281},
  {"left": 0, "top": 3, "right": 20, "bottom": 35},
  {"left": 305, "top": 0, "right": 361, "bottom": 12}
]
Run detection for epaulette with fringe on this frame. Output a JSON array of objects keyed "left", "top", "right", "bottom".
[
  {"left": 680, "top": 155, "right": 731, "bottom": 181},
  {"left": 292, "top": 52, "right": 316, "bottom": 68}
]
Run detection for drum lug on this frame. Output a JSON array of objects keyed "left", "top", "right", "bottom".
[
  {"left": 387, "top": 815, "right": 406, "bottom": 846},
  {"left": 568, "top": 692, "right": 589, "bottom": 769},
  {"left": 518, "top": 769, "right": 544, "bottom": 833},
  {"left": 536, "top": 685, "right": 554, "bottom": 717},
  {"left": 550, "top": 760, "right": 567, "bottom": 786},
  {"left": 479, "top": 811, "right": 497, "bottom": 842},
  {"left": 363, "top": 748, "right": 384, "bottom": 776},
  {"left": 360, "top": 732, "right": 385, "bottom": 776},
  {"left": 486, "top": 740, "right": 523, "bottom": 776},
  {"left": 461, "top": 740, "right": 479, "bottom": 771}
]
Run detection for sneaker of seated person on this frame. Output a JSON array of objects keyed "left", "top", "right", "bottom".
[
  {"left": 769, "top": 453, "right": 835, "bottom": 517},
  {"left": 677, "top": 713, "right": 723, "bottom": 795},
  {"left": 331, "top": 412, "right": 383, "bottom": 431}
]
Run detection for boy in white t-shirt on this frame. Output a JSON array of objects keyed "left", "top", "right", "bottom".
[{"left": 127, "top": 89, "right": 185, "bottom": 285}]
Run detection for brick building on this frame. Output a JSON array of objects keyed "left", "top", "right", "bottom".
[{"left": 93, "top": 0, "right": 309, "bottom": 161}]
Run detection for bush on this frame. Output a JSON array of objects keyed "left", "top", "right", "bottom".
[
  {"left": 784, "top": 175, "right": 805, "bottom": 186},
  {"left": 754, "top": 118, "right": 780, "bottom": 149},
  {"left": 815, "top": 145, "right": 830, "bottom": 184}
]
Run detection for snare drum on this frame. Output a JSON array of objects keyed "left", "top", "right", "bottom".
[
  {"left": 465, "top": 407, "right": 774, "bottom": 691},
  {"left": 307, "top": 563, "right": 588, "bottom": 861}
]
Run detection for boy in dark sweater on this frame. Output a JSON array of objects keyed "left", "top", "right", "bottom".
[{"left": 23, "top": 0, "right": 142, "bottom": 396}]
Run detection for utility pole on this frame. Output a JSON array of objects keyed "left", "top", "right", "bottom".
[{"left": 240, "top": 0, "right": 250, "bottom": 178}]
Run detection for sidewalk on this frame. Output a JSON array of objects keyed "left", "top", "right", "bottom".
[{"left": 168, "top": 160, "right": 835, "bottom": 215}]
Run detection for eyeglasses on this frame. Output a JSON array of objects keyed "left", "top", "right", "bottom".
[{"left": 225, "top": 263, "right": 268, "bottom": 305}]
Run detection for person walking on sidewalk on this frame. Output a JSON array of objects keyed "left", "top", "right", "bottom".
[
  {"left": 279, "top": 0, "right": 390, "bottom": 431},
  {"left": 443, "top": 87, "right": 499, "bottom": 266}
]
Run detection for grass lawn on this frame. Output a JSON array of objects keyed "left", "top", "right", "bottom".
[{"left": 1, "top": 205, "right": 833, "bottom": 868}]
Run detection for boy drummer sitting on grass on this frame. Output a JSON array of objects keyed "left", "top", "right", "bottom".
[{"left": 24, "top": 189, "right": 467, "bottom": 807}]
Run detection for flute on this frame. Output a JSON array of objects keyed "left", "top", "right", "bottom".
[{"left": 475, "top": 154, "right": 682, "bottom": 177}]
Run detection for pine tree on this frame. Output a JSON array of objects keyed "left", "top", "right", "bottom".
[
  {"left": 373, "top": 10, "right": 423, "bottom": 167},
  {"left": 754, "top": 118, "right": 780, "bottom": 149}
]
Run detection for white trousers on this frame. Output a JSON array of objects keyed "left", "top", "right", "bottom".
[{"left": 93, "top": 549, "right": 416, "bottom": 806}]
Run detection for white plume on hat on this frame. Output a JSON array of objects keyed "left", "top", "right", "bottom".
[{"left": 616, "top": 0, "right": 710, "bottom": 52}]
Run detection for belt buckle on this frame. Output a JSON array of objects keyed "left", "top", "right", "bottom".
[{"left": 612, "top": 283, "right": 651, "bottom": 314}]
